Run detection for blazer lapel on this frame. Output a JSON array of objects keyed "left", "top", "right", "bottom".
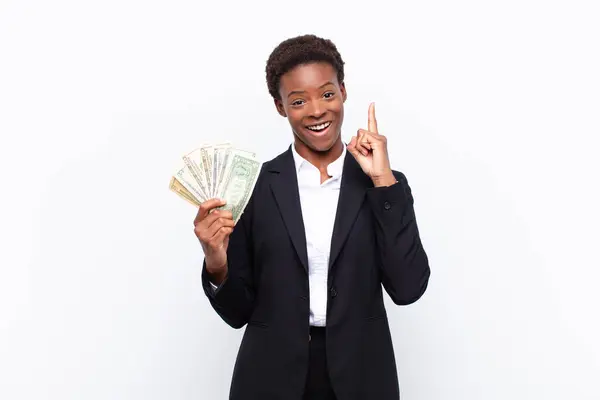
[
  {"left": 328, "top": 152, "right": 371, "bottom": 271},
  {"left": 268, "top": 147, "right": 309, "bottom": 274}
]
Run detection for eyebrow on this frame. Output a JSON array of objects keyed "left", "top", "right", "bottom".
[{"left": 287, "top": 81, "right": 335, "bottom": 98}]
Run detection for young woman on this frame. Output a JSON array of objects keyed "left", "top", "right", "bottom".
[{"left": 194, "top": 34, "right": 430, "bottom": 400}]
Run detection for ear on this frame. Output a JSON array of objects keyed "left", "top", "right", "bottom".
[
  {"left": 274, "top": 98, "right": 287, "bottom": 117},
  {"left": 340, "top": 82, "right": 347, "bottom": 102}
]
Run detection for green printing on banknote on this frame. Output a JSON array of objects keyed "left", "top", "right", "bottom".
[
  {"left": 182, "top": 155, "right": 209, "bottom": 200},
  {"left": 200, "top": 147, "right": 213, "bottom": 196},
  {"left": 176, "top": 167, "right": 205, "bottom": 202},
  {"left": 219, "top": 154, "right": 261, "bottom": 222},
  {"left": 212, "top": 143, "right": 231, "bottom": 198}
]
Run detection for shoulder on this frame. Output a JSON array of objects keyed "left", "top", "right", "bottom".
[
  {"left": 260, "top": 147, "right": 291, "bottom": 171},
  {"left": 254, "top": 147, "right": 292, "bottom": 182},
  {"left": 245, "top": 147, "right": 290, "bottom": 201}
]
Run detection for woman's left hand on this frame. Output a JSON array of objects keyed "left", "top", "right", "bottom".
[{"left": 347, "top": 102, "right": 397, "bottom": 187}]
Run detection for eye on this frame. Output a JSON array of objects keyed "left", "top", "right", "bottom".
[
  {"left": 324, "top": 92, "right": 335, "bottom": 99},
  {"left": 291, "top": 99, "right": 305, "bottom": 106}
]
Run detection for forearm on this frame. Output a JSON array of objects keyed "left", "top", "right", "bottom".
[
  {"left": 202, "top": 260, "right": 254, "bottom": 328},
  {"left": 366, "top": 172, "right": 431, "bottom": 305},
  {"left": 201, "top": 210, "right": 256, "bottom": 329}
]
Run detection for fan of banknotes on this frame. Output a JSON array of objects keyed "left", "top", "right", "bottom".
[{"left": 169, "top": 143, "right": 261, "bottom": 223}]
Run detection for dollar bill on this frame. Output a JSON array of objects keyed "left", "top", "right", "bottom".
[
  {"left": 211, "top": 142, "right": 231, "bottom": 198},
  {"left": 174, "top": 165, "right": 205, "bottom": 203},
  {"left": 213, "top": 147, "right": 231, "bottom": 199},
  {"left": 200, "top": 146, "right": 213, "bottom": 197},
  {"left": 214, "top": 148, "right": 257, "bottom": 199},
  {"left": 169, "top": 176, "right": 200, "bottom": 206},
  {"left": 182, "top": 148, "right": 210, "bottom": 201},
  {"left": 218, "top": 152, "right": 261, "bottom": 223}
]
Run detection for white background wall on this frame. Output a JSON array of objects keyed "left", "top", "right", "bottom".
[{"left": 1, "top": 0, "right": 599, "bottom": 399}]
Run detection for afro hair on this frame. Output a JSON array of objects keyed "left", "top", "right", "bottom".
[{"left": 265, "top": 34, "right": 345, "bottom": 100}]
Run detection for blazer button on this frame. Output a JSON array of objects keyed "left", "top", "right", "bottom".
[
  {"left": 384, "top": 201, "right": 391, "bottom": 210},
  {"left": 330, "top": 287, "right": 337, "bottom": 297}
]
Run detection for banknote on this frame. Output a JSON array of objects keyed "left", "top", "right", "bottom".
[
  {"left": 211, "top": 142, "right": 232, "bottom": 198},
  {"left": 214, "top": 148, "right": 256, "bottom": 200},
  {"left": 174, "top": 165, "right": 206, "bottom": 204},
  {"left": 169, "top": 176, "right": 200, "bottom": 206},
  {"left": 217, "top": 152, "right": 262, "bottom": 223},
  {"left": 171, "top": 143, "right": 261, "bottom": 223},
  {"left": 200, "top": 146, "right": 213, "bottom": 196},
  {"left": 182, "top": 148, "right": 210, "bottom": 201}
]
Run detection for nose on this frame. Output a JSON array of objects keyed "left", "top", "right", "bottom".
[{"left": 308, "top": 100, "right": 326, "bottom": 119}]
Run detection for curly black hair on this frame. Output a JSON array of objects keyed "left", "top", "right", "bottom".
[{"left": 265, "top": 34, "right": 345, "bottom": 100}]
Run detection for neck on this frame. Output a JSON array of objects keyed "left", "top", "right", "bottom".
[{"left": 294, "top": 136, "right": 344, "bottom": 170}]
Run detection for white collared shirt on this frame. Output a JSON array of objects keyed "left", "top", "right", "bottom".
[
  {"left": 210, "top": 143, "right": 345, "bottom": 327},
  {"left": 291, "top": 143, "right": 345, "bottom": 326}
]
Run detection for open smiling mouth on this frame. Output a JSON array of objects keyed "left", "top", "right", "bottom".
[{"left": 305, "top": 121, "right": 332, "bottom": 135}]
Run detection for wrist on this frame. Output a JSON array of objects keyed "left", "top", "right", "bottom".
[
  {"left": 372, "top": 171, "right": 396, "bottom": 187},
  {"left": 206, "top": 260, "right": 228, "bottom": 284},
  {"left": 208, "top": 267, "right": 228, "bottom": 286}
]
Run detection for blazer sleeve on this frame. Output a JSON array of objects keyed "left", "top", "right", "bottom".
[
  {"left": 201, "top": 197, "right": 255, "bottom": 329},
  {"left": 365, "top": 170, "right": 431, "bottom": 305}
]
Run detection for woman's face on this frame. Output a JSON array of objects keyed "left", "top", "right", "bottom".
[{"left": 275, "top": 62, "right": 346, "bottom": 155}]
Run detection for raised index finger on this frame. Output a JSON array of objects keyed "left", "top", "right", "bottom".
[
  {"left": 194, "top": 198, "right": 226, "bottom": 225},
  {"left": 368, "top": 102, "right": 378, "bottom": 133}
]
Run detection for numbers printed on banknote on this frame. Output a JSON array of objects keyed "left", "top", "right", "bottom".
[{"left": 169, "top": 143, "right": 261, "bottom": 223}]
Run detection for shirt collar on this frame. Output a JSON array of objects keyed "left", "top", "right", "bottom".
[{"left": 291, "top": 142, "right": 346, "bottom": 178}]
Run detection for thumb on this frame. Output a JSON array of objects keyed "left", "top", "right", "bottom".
[{"left": 347, "top": 136, "right": 361, "bottom": 158}]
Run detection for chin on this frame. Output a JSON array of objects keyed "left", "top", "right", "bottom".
[{"left": 308, "top": 134, "right": 340, "bottom": 153}]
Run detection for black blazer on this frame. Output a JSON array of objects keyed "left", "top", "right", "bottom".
[{"left": 202, "top": 146, "right": 431, "bottom": 400}]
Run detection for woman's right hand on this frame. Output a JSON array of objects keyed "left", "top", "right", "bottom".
[{"left": 193, "top": 198, "right": 235, "bottom": 284}]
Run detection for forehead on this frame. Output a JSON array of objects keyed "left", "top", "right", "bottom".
[{"left": 279, "top": 62, "right": 338, "bottom": 94}]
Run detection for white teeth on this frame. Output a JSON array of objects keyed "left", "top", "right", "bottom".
[{"left": 307, "top": 121, "right": 331, "bottom": 131}]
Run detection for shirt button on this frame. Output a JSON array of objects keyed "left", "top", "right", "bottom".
[
  {"left": 384, "top": 201, "right": 391, "bottom": 210},
  {"left": 330, "top": 287, "right": 337, "bottom": 297}
]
